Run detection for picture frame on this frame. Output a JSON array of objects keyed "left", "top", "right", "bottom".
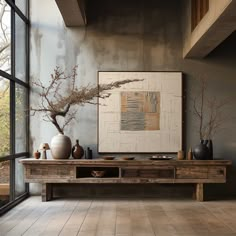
[{"left": 98, "top": 71, "right": 182, "bottom": 153}]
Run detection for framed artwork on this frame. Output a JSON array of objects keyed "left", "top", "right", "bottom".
[{"left": 98, "top": 71, "right": 182, "bottom": 153}]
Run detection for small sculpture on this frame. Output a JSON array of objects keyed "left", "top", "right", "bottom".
[{"left": 39, "top": 143, "right": 50, "bottom": 159}]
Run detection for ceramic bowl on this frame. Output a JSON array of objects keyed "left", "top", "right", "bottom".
[{"left": 91, "top": 170, "right": 106, "bottom": 178}]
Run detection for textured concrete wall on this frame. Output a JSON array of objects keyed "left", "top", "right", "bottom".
[{"left": 30, "top": 0, "right": 236, "bottom": 197}]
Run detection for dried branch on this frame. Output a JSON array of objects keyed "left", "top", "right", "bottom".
[
  {"left": 31, "top": 66, "right": 141, "bottom": 134},
  {"left": 192, "top": 76, "right": 231, "bottom": 140}
]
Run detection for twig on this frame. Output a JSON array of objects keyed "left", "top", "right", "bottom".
[{"left": 31, "top": 66, "right": 141, "bottom": 134}]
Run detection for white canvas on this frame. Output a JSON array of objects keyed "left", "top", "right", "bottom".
[{"left": 98, "top": 72, "right": 182, "bottom": 153}]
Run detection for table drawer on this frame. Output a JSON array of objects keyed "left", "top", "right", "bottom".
[
  {"left": 122, "top": 167, "right": 174, "bottom": 178},
  {"left": 176, "top": 167, "right": 208, "bottom": 179},
  {"left": 26, "top": 165, "right": 74, "bottom": 179},
  {"left": 208, "top": 166, "right": 225, "bottom": 179}
]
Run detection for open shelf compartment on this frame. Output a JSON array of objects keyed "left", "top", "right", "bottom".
[{"left": 76, "top": 166, "right": 120, "bottom": 178}]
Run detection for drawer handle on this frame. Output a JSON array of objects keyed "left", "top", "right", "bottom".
[{"left": 217, "top": 169, "right": 224, "bottom": 175}]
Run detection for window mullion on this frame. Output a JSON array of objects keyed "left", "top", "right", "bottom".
[{"left": 9, "top": 6, "right": 15, "bottom": 201}]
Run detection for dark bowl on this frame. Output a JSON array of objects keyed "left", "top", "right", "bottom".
[
  {"left": 122, "top": 157, "right": 135, "bottom": 160},
  {"left": 102, "top": 156, "right": 115, "bottom": 160}
]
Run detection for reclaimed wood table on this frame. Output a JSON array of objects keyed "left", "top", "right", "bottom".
[{"left": 20, "top": 159, "right": 232, "bottom": 202}]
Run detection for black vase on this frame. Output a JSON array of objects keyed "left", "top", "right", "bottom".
[
  {"left": 208, "top": 139, "right": 213, "bottom": 160},
  {"left": 193, "top": 140, "right": 210, "bottom": 160}
]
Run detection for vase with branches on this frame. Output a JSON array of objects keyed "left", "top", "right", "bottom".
[
  {"left": 192, "top": 77, "right": 230, "bottom": 160},
  {"left": 31, "top": 66, "right": 140, "bottom": 159}
]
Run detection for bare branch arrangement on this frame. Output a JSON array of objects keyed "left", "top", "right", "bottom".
[
  {"left": 31, "top": 66, "right": 140, "bottom": 134},
  {"left": 192, "top": 76, "right": 230, "bottom": 140}
]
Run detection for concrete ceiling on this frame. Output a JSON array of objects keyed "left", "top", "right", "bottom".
[
  {"left": 184, "top": 0, "right": 236, "bottom": 58},
  {"left": 55, "top": 0, "right": 236, "bottom": 58},
  {"left": 55, "top": 0, "right": 86, "bottom": 26}
]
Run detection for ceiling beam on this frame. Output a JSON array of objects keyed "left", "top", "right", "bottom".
[
  {"left": 55, "top": 0, "right": 86, "bottom": 27},
  {"left": 184, "top": 1, "right": 236, "bottom": 58}
]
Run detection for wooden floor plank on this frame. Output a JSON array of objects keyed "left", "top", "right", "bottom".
[
  {"left": 4, "top": 202, "right": 51, "bottom": 236},
  {"left": 0, "top": 197, "right": 44, "bottom": 235},
  {"left": 130, "top": 200, "right": 155, "bottom": 236},
  {"left": 21, "top": 199, "right": 66, "bottom": 236},
  {"left": 1, "top": 197, "right": 236, "bottom": 236},
  {"left": 115, "top": 200, "right": 132, "bottom": 236},
  {"left": 37, "top": 200, "right": 78, "bottom": 236},
  {"left": 0, "top": 197, "right": 37, "bottom": 226},
  {"left": 96, "top": 200, "right": 116, "bottom": 236},
  {"left": 77, "top": 200, "right": 103, "bottom": 236},
  {"left": 59, "top": 200, "right": 92, "bottom": 236}
]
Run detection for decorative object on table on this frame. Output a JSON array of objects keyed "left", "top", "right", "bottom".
[
  {"left": 33, "top": 150, "right": 41, "bottom": 159},
  {"left": 192, "top": 76, "right": 231, "bottom": 160},
  {"left": 30, "top": 66, "right": 140, "bottom": 159},
  {"left": 193, "top": 140, "right": 210, "bottom": 160},
  {"left": 39, "top": 143, "right": 50, "bottom": 159},
  {"left": 87, "top": 147, "right": 93, "bottom": 159},
  {"left": 149, "top": 156, "right": 173, "bottom": 160},
  {"left": 72, "top": 139, "right": 84, "bottom": 159},
  {"left": 122, "top": 157, "right": 135, "bottom": 160},
  {"left": 187, "top": 147, "right": 193, "bottom": 160},
  {"left": 98, "top": 71, "right": 182, "bottom": 153},
  {"left": 91, "top": 170, "right": 106, "bottom": 178},
  {"left": 50, "top": 134, "right": 71, "bottom": 159},
  {"left": 208, "top": 140, "right": 213, "bottom": 160},
  {"left": 102, "top": 156, "right": 115, "bottom": 160},
  {"left": 177, "top": 150, "right": 185, "bottom": 160}
]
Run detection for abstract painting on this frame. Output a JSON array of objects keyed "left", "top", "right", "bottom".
[
  {"left": 98, "top": 71, "right": 182, "bottom": 153},
  {"left": 120, "top": 91, "right": 160, "bottom": 131}
]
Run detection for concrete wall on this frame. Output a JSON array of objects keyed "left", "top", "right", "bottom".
[{"left": 30, "top": 0, "right": 236, "bottom": 197}]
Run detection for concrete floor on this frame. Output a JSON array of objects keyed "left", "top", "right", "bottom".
[{"left": 1, "top": 196, "right": 236, "bottom": 236}]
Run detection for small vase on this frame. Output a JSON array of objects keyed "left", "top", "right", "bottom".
[
  {"left": 72, "top": 139, "right": 84, "bottom": 159},
  {"left": 208, "top": 139, "right": 213, "bottom": 160},
  {"left": 34, "top": 150, "right": 41, "bottom": 159},
  {"left": 87, "top": 147, "right": 93, "bottom": 159},
  {"left": 51, "top": 134, "right": 72, "bottom": 159},
  {"left": 187, "top": 147, "right": 193, "bottom": 160},
  {"left": 193, "top": 140, "right": 210, "bottom": 160}
]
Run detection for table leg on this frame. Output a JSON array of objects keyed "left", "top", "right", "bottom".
[
  {"left": 42, "top": 183, "right": 53, "bottom": 202},
  {"left": 196, "top": 183, "right": 204, "bottom": 201}
]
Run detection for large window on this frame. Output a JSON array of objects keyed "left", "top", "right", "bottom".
[{"left": 0, "top": 0, "right": 29, "bottom": 215}]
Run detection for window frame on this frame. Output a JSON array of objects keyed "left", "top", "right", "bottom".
[{"left": 0, "top": 0, "right": 30, "bottom": 215}]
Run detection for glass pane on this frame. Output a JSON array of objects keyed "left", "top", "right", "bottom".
[
  {"left": 15, "top": 157, "right": 25, "bottom": 197},
  {"left": 15, "top": 84, "right": 27, "bottom": 153},
  {"left": 15, "top": 15, "right": 26, "bottom": 82},
  {"left": 0, "top": 1, "right": 11, "bottom": 73},
  {"left": 0, "top": 160, "right": 10, "bottom": 207},
  {"left": 0, "top": 78, "right": 10, "bottom": 157},
  {"left": 15, "top": 0, "right": 27, "bottom": 16}
]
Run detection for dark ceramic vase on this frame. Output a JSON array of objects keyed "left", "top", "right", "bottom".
[
  {"left": 72, "top": 139, "right": 84, "bottom": 159},
  {"left": 193, "top": 140, "right": 210, "bottom": 160},
  {"left": 208, "top": 139, "right": 213, "bottom": 160},
  {"left": 87, "top": 147, "right": 93, "bottom": 159}
]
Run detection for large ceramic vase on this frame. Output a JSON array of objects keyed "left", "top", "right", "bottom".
[
  {"left": 193, "top": 140, "right": 210, "bottom": 160},
  {"left": 51, "top": 133, "right": 72, "bottom": 159}
]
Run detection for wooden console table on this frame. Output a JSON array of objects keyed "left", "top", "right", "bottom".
[{"left": 20, "top": 159, "right": 232, "bottom": 202}]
